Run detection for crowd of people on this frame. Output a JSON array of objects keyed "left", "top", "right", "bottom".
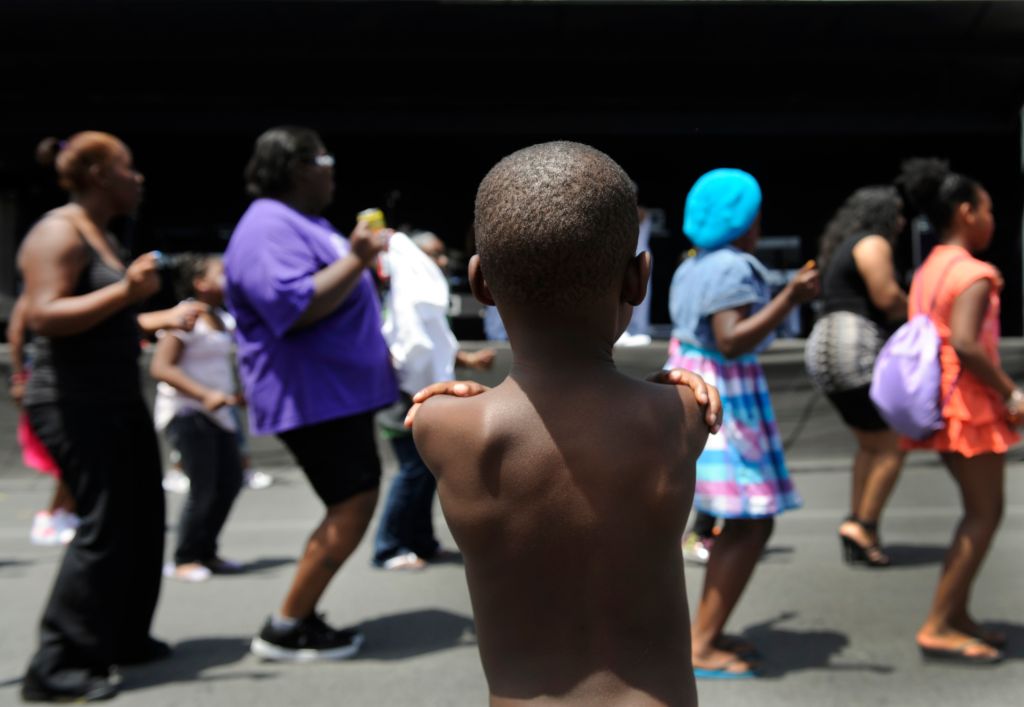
[{"left": 6, "top": 128, "right": 1019, "bottom": 703}]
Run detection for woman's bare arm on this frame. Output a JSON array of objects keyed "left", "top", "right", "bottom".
[
  {"left": 292, "top": 221, "right": 391, "bottom": 330},
  {"left": 852, "top": 235, "right": 907, "bottom": 321},
  {"left": 19, "top": 218, "right": 159, "bottom": 337},
  {"left": 6, "top": 295, "right": 28, "bottom": 378},
  {"left": 7, "top": 295, "right": 29, "bottom": 404}
]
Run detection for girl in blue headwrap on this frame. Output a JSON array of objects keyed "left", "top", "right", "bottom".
[{"left": 666, "top": 168, "right": 820, "bottom": 678}]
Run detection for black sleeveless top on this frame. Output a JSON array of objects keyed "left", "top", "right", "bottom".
[
  {"left": 23, "top": 232, "right": 141, "bottom": 406},
  {"left": 821, "top": 232, "right": 890, "bottom": 330}
]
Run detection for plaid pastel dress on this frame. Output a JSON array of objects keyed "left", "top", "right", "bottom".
[{"left": 666, "top": 247, "right": 801, "bottom": 519}]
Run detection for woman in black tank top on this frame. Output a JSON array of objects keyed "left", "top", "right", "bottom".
[
  {"left": 16, "top": 132, "right": 204, "bottom": 702},
  {"left": 805, "top": 186, "right": 908, "bottom": 568}
]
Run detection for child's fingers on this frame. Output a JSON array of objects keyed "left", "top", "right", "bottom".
[
  {"left": 410, "top": 380, "right": 490, "bottom": 403},
  {"left": 403, "top": 403, "right": 421, "bottom": 428}
]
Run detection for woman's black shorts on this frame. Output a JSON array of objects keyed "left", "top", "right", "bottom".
[
  {"left": 825, "top": 385, "right": 889, "bottom": 432},
  {"left": 278, "top": 411, "right": 381, "bottom": 506}
]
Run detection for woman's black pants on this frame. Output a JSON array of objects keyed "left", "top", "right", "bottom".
[{"left": 25, "top": 398, "right": 165, "bottom": 681}]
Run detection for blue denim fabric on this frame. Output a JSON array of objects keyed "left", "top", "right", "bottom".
[
  {"left": 668, "top": 246, "right": 774, "bottom": 353},
  {"left": 373, "top": 435, "right": 440, "bottom": 564}
]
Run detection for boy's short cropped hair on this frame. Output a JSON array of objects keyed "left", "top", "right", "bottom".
[{"left": 474, "top": 141, "right": 639, "bottom": 311}]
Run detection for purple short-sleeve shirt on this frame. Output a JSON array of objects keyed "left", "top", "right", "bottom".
[{"left": 224, "top": 198, "right": 398, "bottom": 435}]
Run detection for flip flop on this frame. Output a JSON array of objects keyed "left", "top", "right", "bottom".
[
  {"left": 964, "top": 626, "right": 1007, "bottom": 649},
  {"left": 715, "top": 635, "right": 761, "bottom": 660},
  {"left": 918, "top": 638, "right": 1003, "bottom": 665},
  {"left": 693, "top": 657, "right": 758, "bottom": 680},
  {"left": 979, "top": 629, "right": 1008, "bottom": 649}
]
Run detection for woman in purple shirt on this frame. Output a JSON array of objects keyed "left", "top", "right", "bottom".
[{"left": 224, "top": 126, "right": 398, "bottom": 661}]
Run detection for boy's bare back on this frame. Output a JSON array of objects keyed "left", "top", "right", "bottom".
[
  {"left": 414, "top": 368, "right": 706, "bottom": 706},
  {"left": 415, "top": 140, "right": 708, "bottom": 704}
]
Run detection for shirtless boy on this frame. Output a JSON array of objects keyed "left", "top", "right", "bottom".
[{"left": 412, "top": 142, "right": 710, "bottom": 706}]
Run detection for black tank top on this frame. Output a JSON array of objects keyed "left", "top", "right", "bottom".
[
  {"left": 821, "top": 233, "right": 890, "bottom": 330},
  {"left": 23, "top": 231, "right": 141, "bottom": 406}
]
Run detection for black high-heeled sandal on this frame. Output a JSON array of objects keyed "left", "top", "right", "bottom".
[{"left": 838, "top": 516, "right": 890, "bottom": 567}]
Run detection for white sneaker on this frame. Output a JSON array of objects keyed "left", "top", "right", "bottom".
[
  {"left": 614, "top": 333, "right": 653, "bottom": 348},
  {"left": 162, "top": 468, "right": 191, "bottom": 494},
  {"left": 244, "top": 470, "right": 274, "bottom": 490},
  {"left": 163, "top": 562, "right": 212, "bottom": 583},
  {"left": 51, "top": 509, "right": 80, "bottom": 545},
  {"left": 30, "top": 511, "right": 62, "bottom": 546}
]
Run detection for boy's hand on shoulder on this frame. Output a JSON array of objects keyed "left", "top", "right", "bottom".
[
  {"left": 404, "top": 380, "right": 491, "bottom": 428},
  {"left": 646, "top": 369, "right": 723, "bottom": 434}
]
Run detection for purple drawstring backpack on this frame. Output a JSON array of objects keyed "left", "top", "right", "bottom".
[{"left": 870, "top": 256, "right": 965, "bottom": 440}]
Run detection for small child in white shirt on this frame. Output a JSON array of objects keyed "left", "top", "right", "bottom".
[{"left": 151, "top": 254, "right": 244, "bottom": 582}]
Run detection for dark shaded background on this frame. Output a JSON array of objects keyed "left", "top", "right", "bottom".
[{"left": 2, "top": 0, "right": 1023, "bottom": 331}]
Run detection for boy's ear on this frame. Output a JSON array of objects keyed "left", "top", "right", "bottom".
[
  {"left": 621, "top": 251, "right": 651, "bottom": 306},
  {"left": 468, "top": 254, "right": 496, "bottom": 306}
]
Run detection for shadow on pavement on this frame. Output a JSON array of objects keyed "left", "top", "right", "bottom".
[
  {"left": 0, "top": 558, "right": 35, "bottom": 571},
  {"left": 883, "top": 544, "right": 949, "bottom": 567},
  {"left": 359, "top": 608, "right": 476, "bottom": 660},
  {"left": 985, "top": 622, "right": 1024, "bottom": 661},
  {"left": 761, "top": 545, "right": 795, "bottom": 563},
  {"left": 234, "top": 556, "right": 295, "bottom": 574},
  {"left": 427, "top": 549, "right": 464, "bottom": 566},
  {"left": 744, "top": 612, "right": 893, "bottom": 678},
  {"left": 122, "top": 637, "right": 269, "bottom": 691}
]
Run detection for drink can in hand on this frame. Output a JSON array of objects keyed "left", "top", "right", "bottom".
[{"left": 357, "top": 208, "right": 386, "bottom": 232}]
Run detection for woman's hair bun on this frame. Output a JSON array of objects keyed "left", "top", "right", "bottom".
[
  {"left": 35, "top": 137, "right": 64, "bottom": 168},
  {"left": 895, "top": 157, "right": 949, "bottom": 214}
]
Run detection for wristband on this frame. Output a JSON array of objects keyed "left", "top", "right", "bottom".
[
  {"left": 1006, "top": 388, "right": 1024, "bottom": 415},
  {"left": 9, "top": 372, "right": 28, "bottom": 385}
]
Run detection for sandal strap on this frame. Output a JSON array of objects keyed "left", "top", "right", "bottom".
[{"left": 846, "top": 516, "right": 880, "bottom": 533}]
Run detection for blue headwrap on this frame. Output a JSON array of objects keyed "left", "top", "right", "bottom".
[{"left": 683, "top": 168, "right": 762, "bottom": 250}]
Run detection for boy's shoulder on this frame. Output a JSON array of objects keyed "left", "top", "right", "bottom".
[
  {"left": 411, "top": 389, "right": 493, "bottom": 468},
  {"left": 632, "top": 376, "right": 709, "bottom": 454},
  {"left": 413, "top": 375, "right": 707, "bottom": 465}
]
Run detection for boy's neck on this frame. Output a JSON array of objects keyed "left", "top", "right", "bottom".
[{"left": 507, "top": 327, "right": 617, "bottom": 382}]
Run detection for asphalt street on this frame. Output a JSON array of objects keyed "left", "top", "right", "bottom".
[{"left": 0, "top": 341, "right": 1022, "bottom": 706}]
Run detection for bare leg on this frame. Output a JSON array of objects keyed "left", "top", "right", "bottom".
[
  {"left": 691, "top": 518, "right": 773, "bottom": 671},
  {"left": 916, "top": 452, "right": 1003, "bottom": 659},
  {"left": 49, "top": 480, "right": 76, "bottom": 515},
  {"left": 849, "top": 448, "right": 871, "bottom": 518},
  {"left": 852, "top": 428, "right": 904, "bottom": 524},
  {"left": 839, "top": 428, "right": 904, "bottom": 562},
  {"left": 279, "top": 489, "right": 379, "bottom": 619}
]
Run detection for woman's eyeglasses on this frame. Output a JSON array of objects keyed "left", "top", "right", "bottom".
[{"left": 312, "top": 154, "right": 335, "bottom": 168}]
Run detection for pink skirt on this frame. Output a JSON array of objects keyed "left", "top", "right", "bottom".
[{"left": 17, "top": 412, "right": 60, "bottom": 477}]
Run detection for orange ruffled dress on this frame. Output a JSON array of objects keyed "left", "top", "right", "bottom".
[{"left": 904, "top": 244, "right": 1019, "bottom": 457}]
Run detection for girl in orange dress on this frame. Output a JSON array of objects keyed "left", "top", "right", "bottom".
[{"left": 898, "top": 158, "right": 1021, "bottom": 664}]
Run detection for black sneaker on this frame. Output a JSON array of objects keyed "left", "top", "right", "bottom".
[
  {"left": 114, "top": 637, "right": 172, "bottom": 665},
  {"left": 250, "top": 614, "right": 364, "bottom": 662},
  {"left": 21, "top": 668, "right": 119, "bottom": 702}
]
